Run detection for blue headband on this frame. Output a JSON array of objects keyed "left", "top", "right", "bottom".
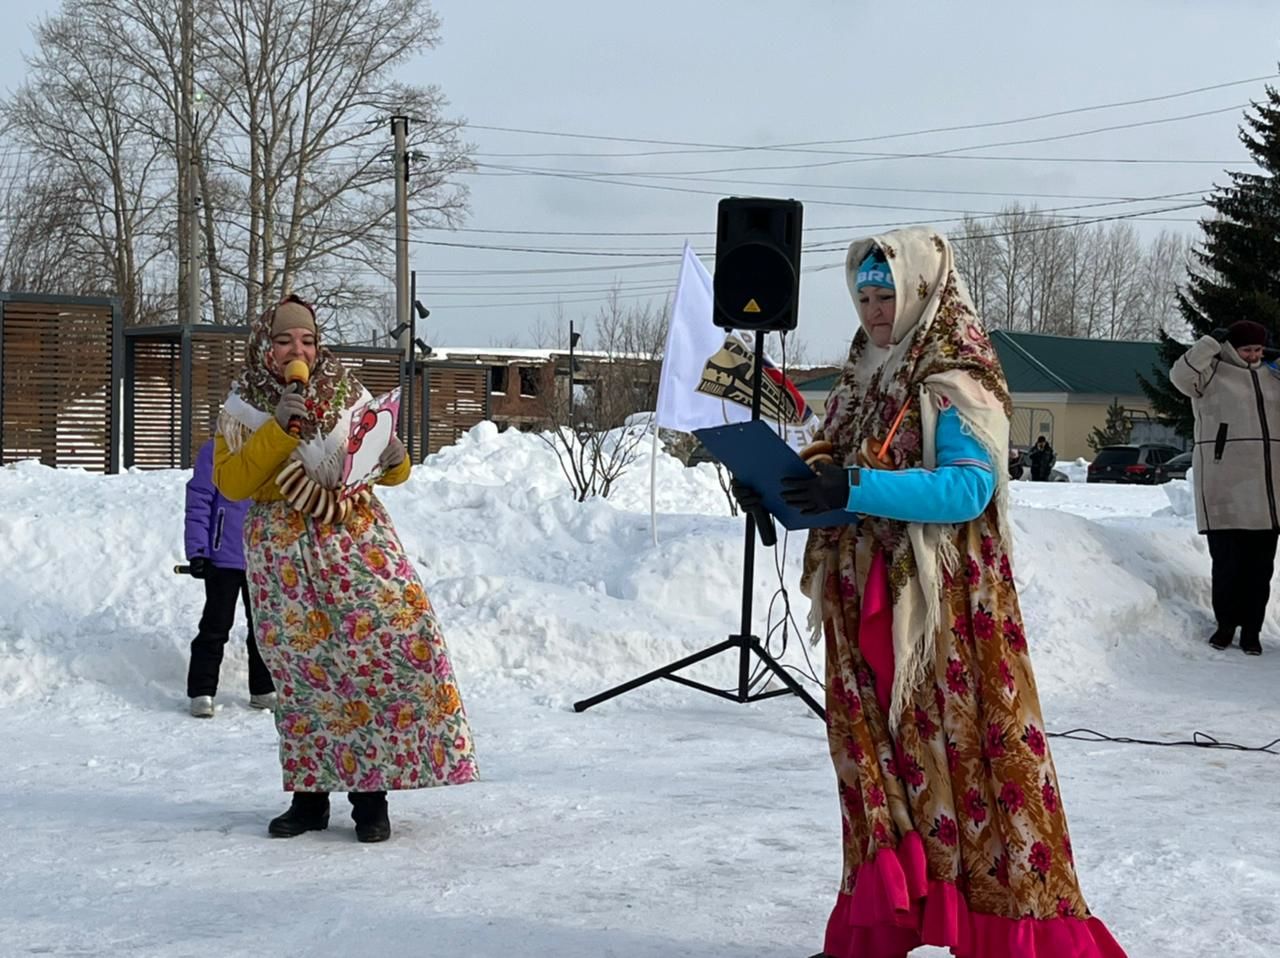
[{"left": 855, "top": 251, "right": 895, "bottom": 292}]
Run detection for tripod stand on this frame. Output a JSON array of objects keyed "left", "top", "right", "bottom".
[{"left": 573, "top": 332, "right": 825, "bottom": 720}]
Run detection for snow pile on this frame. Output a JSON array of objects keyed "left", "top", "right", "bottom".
[
  {"left": 0, "top": 429, "right": 1229, "bottom": 712},
  {"left": 0, "top": 426, "right": 805, "bottom": 711},
  {"left": 1164, "top": 473, "right": 1197, "bottom": 517}
]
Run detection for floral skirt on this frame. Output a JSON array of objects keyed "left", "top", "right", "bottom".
[
  {"left": 244, "top": 498, "right": 477, "bottom": 793},
  {"left": 820, "top": 516, "right": 1125, "bottom": 958}
]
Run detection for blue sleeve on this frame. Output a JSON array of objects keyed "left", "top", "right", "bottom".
[
  {"left": 184, "top": 441, "right": 215, "bottom": 559},
  {"left": 845, "top": 407, "right": 995, "bottom": 523}
]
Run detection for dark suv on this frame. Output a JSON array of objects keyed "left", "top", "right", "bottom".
[
  {"left": 1155, "top": 450, "right": 1193, "bottom": 482},
  {"left": 1086, "top": 444, "right": 1183, "bottom": 484}
]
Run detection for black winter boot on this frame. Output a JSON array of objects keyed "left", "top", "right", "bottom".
[
  {"left": 1241, "top": 632, "right": 1263, "bottom": 656},
  {"left": 268, "top": 792, "right": 330, "bottom": 838},
  {"left": 1209, "top": 628, "right": 1234, "bottom": 650},
  {"left": 349, "top": 791, "right": 391, "bottom": 843}
]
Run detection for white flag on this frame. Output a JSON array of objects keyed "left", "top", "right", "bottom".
[{"left": 654, "top": 243, "right": 817, "bottom": 449}]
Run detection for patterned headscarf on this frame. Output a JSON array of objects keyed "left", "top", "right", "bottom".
[
  {"left": 802, "top": 226, "right": 1014, "bottom": 727},
  {"left": 816, "top": 228, "right": 1011, "bottom": 479},
  {"left": 227, "top": 296, "right": 363, "bottom": 443}
]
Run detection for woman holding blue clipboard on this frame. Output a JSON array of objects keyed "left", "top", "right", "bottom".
[{"left": 735, "top": 228, "right": 1125, "bottom": 958}]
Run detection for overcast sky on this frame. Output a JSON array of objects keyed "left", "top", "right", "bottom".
[{"left": 2, "top": 0, "right": 1279, "bottom": 360}]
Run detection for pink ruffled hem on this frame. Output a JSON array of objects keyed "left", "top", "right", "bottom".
[{"left": 823, "top": 832, "right": 1128, "bottom": 958}]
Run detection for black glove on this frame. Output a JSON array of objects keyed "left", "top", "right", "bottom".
[
  {"left": 188, "top": 556, "right": 209, "bottom": 580},
  {"left": 729, "top": 478, "right": 777, "bottom": 547},
  {"left": 781, "top": 462, "right": 856, "bottom": 515},
  {"left": 730, "top": 478, "right": 765, "bottom": 513},
  {"left": 1210, "top": 327, "right": 1230, "bottom": 343}
]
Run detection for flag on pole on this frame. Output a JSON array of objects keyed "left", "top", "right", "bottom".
[{"left": 654, "top": 243, "right": 817, "bottom": 450}]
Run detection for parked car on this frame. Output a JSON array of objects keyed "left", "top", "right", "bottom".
[
  {"left": 1155, "top": 450, "right": 1193, "bottom": 482},
  {"left": 1086, "top": 443, "right": 1183, "bottom": 484}
]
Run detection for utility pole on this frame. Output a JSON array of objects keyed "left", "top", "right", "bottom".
[
  {"left": 391, "top": 115, "right": 411, "bottom": 453},
  {"left": 568, "top": 320, "right": 578, "bottom": 427},
  {"left": 178, "top": 0, "right": 197, "bottom": 469},
  {"left": 188, "top": 99, "right": 202, "bottom": 327},
  {"left": 178, "top": 0, "right": 194, "bottom": 325},
  {"left": 407, "top": 269, "right": 417, "bottom": 462},
  {"left": 391, "top": 116, "right": 410, "bottom": 358}
]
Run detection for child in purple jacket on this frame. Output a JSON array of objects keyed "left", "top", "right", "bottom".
[{"left": 184, "top": 438, "right": 276, "bottom": 718}]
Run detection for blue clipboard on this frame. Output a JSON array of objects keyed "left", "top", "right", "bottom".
[{"left": 693, "top": 420, "right": 858, "bottom": 530}]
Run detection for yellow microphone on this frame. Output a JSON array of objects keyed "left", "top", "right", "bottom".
[{"left": 283, "top": 359, "right": 310, "bottom": 436}]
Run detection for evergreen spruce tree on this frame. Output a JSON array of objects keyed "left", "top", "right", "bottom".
[
  {"left": 1087, "top": 398, "right": 1133, "bottom": 452},
  {"left": 1139, "top": 82, "right": 1280, "bottom": 437}
]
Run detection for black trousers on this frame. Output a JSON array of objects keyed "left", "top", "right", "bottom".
[
  {"left": 1206, "top": 529, "right": 1280, "bottom": 636},
  {"left": 186, "top": 566, "right": 275, "bottom": 698}
]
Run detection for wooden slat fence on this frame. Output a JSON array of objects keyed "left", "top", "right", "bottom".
[{"left": 0, "top": 295, "right": 121, "bottom": 472}]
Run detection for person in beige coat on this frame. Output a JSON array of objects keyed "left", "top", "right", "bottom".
[{"left": 1170, "top": 319, "right": 1279, "bottom": 655}]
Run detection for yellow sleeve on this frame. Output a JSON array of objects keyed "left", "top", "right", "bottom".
[
  {"left": 213, "top": 420, "right": 300, "bottom": 501},
  {"left": 376, "top": 456, "right": 412, "bottom": 488}
]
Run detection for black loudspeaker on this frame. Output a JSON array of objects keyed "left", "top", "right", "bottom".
[{"left": 713, "top": 196, "right": 803, "bottom": 331}]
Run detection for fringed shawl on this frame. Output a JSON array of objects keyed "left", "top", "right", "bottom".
[{"left": 801, "top": 227, "right": 1013, "bottom": 729}]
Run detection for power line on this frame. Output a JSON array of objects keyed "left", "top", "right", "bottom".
[
  {"left": 411, "top": 281, "right": 678, "bottom": 297},
  {"left": 805, "top": 202, "right": 1206, "bottom": 263},
  {"left": 187, "top": 180, "right": 1212, "bottom": 243},
  {"left": 482, "top": 171, "right": 1209, "bottom": 220},
  {"left": 198, "top": 192, "right": 1208, "bottom": 263},
  {"left": 425, "top": 186, "right": 1211, "bottom": 238},
  {"left": 194, "top": 198, "right": 1204, "bottom": 284},
  {"left": 411, "top": 203, "right": 1205, "bottom": 307},
  {"left": 474, "top": 104, "right": 1252, "bottom": 183},
  {"left": 465, "top": 161, "right": 1216, "bottom": 220},
  {"left": 414, "top": 285, "right": 676, "bottom": 311},
  {"left": 471, "top": 72, "right": 1280, "bottom": 156}
]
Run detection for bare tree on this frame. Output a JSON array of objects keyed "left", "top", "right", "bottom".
[
  {"left": 0, "top": 167, "right": 109, "bottom": 294},
  {"left": 954, "top": 214, "right": 1000, "bottom": 321},
  {"left": 990, "top": 205, "right": 1037, "bottom": 329},
  {"left": 1140, "top": 230, "right": 1190, "bottom": 338},
  {"left": 1055, "top": 226, "right": 1088, "bottom": 337},
  {"left": 3, "top": 4, "right": 172, "bottom": 325},
  {"left": 74, "top": 0, "right": 211, "bottom": 320},
  {"left": 776, "top": 329, "right": 812, "bottom": 368},
  {"left": 200, "top": 0, "right": 471, "bottom": 337},
  {"left": 526, "top": 310, "right": 564, "bottom": 349},
  {"left": 1079, "top": 223, "right": 1110, "bottom": 338},
  {"left": 3, "top": 0, "right": 472, "bottom": 342},
  {"left": 1029, "top": 215, "right": 1072, "bottom": 333},
  {"left": 1099, "top": 222, "right": 1145, "bottom": 338},
  {"left": 537, "top": 290, "right": 670, "bottom": 500},
  {"left": 953, "top": 207, "right": 1191, "bottom": 342}
]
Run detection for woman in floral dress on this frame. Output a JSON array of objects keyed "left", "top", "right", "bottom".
[
  {"left": 743, "top": 228, "right": 1125, "bottom": 957},
  {"left": 213, "top": 295, "right": 476, "bottom": 843}
]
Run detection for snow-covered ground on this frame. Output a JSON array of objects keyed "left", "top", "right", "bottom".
[{"left": 1, "top": 426, "right": 1276, "bottom": 957}]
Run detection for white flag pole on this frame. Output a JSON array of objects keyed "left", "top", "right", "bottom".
[{"left": 649, "top": 426, "right": 659, "bottom": 546}]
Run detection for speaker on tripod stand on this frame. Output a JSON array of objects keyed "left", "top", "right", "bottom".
[{"left": 573, "top": 197, "right": 824, "bottom": 719}]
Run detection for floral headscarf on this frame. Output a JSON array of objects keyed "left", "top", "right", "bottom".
[
  {"left": 227, "top": 296, "right": 363, "bottom": 443},
  {"left": 802, "top": 227, "right": 1014, "bottom": 727}
]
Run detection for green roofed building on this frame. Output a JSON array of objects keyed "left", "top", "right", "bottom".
[{"left": 798, "top": 331, "right": 1181, "bottom": 460}]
